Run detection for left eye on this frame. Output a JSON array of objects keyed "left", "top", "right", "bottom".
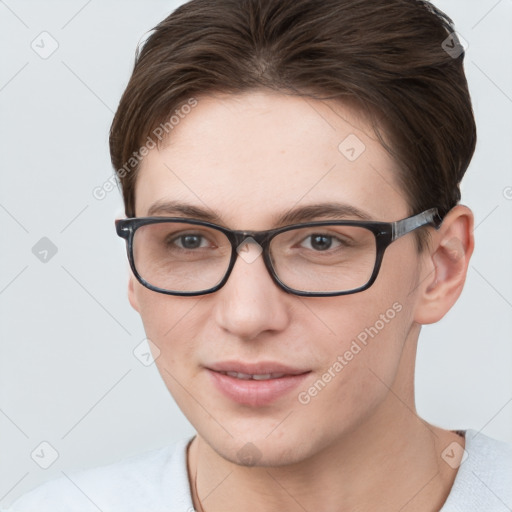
[{"left": 301, "top": 234, "right": 341, "bottom": 251}]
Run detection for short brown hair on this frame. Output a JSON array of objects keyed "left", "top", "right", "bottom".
[{"left": 109, "top": 0, "right": 476, "bottom": 250}]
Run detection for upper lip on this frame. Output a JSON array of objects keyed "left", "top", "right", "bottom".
[{"left": 207, "top": 361, "right": 310, "bottom": 376}]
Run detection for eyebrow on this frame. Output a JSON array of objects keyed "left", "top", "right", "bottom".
[{"left": 145, "top": 200, "right": 374, "bottom": 226}]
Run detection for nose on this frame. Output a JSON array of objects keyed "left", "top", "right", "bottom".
[{"left": 213, "top": 239, "right": 290, "bottom": 341}]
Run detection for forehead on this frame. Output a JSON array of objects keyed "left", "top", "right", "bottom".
[{"left": 135, "top": 90, "right": 409, "bottom": 227}]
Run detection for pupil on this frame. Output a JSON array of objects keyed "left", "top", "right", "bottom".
[
  {"left": 181, "top": 235, "right": 201, "bottom": 249},
  {"left": 311, "top": 234, "right": 331, "bottom": 251}
]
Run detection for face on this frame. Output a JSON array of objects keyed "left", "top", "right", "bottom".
[{"left": 128, "top": 90, "right": 426, "bottom": 466}]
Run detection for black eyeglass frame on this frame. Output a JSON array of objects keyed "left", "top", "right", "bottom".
[{"left": 115, "top": 208, "right": 442, "bottom": 297}]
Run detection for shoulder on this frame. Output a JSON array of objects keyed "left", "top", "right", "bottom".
[
  {"left": 441, "top": 429, "right": 512, "bottom": 511},
  {"left": 2, "top": 437, "right": 195, "bottom": 512}
]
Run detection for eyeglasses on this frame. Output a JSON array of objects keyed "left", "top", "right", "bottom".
[{"left": 115, "top": 208, "right": 442, "bottom": 297}]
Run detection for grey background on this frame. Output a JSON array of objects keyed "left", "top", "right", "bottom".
[{"left": 0, "top": 0, "right": 511, "bottom": 506}]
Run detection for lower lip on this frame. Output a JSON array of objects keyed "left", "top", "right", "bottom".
[{"left": 207, "top": 369, "right": 310, "bottom": 407}]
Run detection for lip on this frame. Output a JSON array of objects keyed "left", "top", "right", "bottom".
[
  {"left": 208, "top": 361, "right": 309, "bottom": 376},
  {"left": 206, "top": 361, "right": 311, "bottom": 407}
]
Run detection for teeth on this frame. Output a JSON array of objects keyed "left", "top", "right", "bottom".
[
  {"left": 226, "top": 371, "right": 251, "bottom": 380},
  {"left": 222, "top": 371, "right": 286, "bottom": 380},
  {"left": 252, "top": 374, "right": 272, "bottom": 380}
]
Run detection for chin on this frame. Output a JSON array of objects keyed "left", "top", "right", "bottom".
[
  {"left": 203, "top": 431, "right": 316, "bottom": 468},
  {"left": 194, "top": 407, "right": 354, "bottom": 469}
]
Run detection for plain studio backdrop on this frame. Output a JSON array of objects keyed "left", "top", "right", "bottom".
[{"left": 0, "top": 0, "right": 511, "bottom": 506}]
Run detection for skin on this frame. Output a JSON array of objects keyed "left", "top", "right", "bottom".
[{"left": 127, "top": 90, "right": 474, "bottom": 511}]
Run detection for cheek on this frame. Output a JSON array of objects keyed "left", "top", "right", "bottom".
[
  {"left": 136, "top": 291, "right": 207, "bottom": 419},
  {"left": 311, "top": 296, "right": 408, "bottom": 383},
  {"left": 135, "top": 295, "right": 224, "bottom": 435},
  {"left": 134, "top": 285, "right": 202, "bottom": 363},
  {"left": 301, "top": 258, "right": 416, "bottom": 410}
]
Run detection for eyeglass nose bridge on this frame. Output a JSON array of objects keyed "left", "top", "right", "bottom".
[
  {"left": 229, "top": 229, "right": 272, "bottom": 246},
  {"left": 228, "top": 231, "right": 272, "bottom": 264},
  {"left": 220, "top": 231, "right": 284, "bottom": 291}
]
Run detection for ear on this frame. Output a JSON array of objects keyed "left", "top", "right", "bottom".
[
  {"left": 413, "top": 205, "right": 474, "bottom": 324},
  {"left": 128, "top": 273, "right": 141, "bottom": 313}
]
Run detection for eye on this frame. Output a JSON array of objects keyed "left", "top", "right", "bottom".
[
  {"left": 301, "top": 234, "right": 341, "bottom": 251},
  {"left": 180, "top": 234, "right": 203, "bottom": 249},
  {"left": 169, "top": 233, "right": 210, "bottom": 250}
]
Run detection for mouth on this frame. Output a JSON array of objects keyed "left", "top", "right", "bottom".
[
  {"left": 217, "top": 371, "right": 290, "bottom": 380},
  {"left": 206, "top": 361, "right": 311, "bottom": 406}
]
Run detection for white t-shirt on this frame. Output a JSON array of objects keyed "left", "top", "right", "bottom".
[{"left": 3, "top": 429, "right": 511, "bottom": 512}]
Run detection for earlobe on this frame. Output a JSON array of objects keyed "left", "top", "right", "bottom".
[
  {"left": 414, "top": 205, "right": 474, "bottom": 324},
  {"left": 128, "top": 274, "right": 141, "bottom": 313}
]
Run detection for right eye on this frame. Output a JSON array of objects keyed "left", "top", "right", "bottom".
[{"left": 167, "top": 232, "right": 212, "bottom": 250}]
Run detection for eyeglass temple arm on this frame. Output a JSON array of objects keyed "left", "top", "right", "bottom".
[{"left": 391, "top": 208, "right": 443, "bottom": 241}]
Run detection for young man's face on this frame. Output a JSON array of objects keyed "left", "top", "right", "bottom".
[{"left": 128, "top": 90, "right": 429, "bottom": 466}]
